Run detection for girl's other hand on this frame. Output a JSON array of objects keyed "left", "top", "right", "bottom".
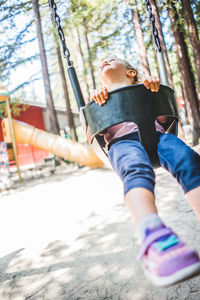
[
  {"left": 143, "top": 76, "right": 160, "bottom": 92},
  {"left": 91, "top": 87, "right": 108, "bottom": 106}
]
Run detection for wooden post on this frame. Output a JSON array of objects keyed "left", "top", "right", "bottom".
[
  {"left": 5, "top": 96, "right": 22, "bottom": 182},
  {"left": 0, "top": 85, "right": 22, "bottom": 182}
]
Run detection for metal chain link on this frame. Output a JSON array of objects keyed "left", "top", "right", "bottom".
[
  {"left": 145, "top": 0, "right": 162, "bottom": 52},
  {"left": 49, "top": 0, "right": 162, "bottom": 59},
  {"left": 49, "top": 0, "right": 72, "bottom": 66}
]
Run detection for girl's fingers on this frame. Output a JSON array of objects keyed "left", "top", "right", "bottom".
[
  {"left": 103, "top": 87, "right": 108, "bottom": 99},
  {"left": 95, "top": 89, "right": 102, "bottom": 105},
  {"left": 150, "top": 79, "right": 156, "bottom": 92},
  {"left": 91, "top": 90, "right": 98, "bottom": 103},
  {"left": 99, "top": 87, "right": 108, "bottom": 105},
  {"left": 152, "top": 76, "right": 160, "bottom": 92},
  {"left": 92, "top": 90, "right": 100, "bottom": 104},
  {"left": 91, "top": 87, "right": 108, "bottom": 106},
  {"left": 99, "top": 89, "right": 106, "bottom": 104},
  {"left": 155, "top": 77, "right": 160, "bottom": 92},
  {"left": 143, "top": 78, "right": 151, "bottom": 89},
  {"left": 143, "top": 76, "right": 160, "bottom": 92}
]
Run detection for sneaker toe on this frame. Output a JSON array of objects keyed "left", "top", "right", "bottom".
[{"left": 158, "top": 250, "right": 200, "bottom": 277}]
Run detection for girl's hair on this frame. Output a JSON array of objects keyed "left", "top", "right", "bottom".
[{"left": 121, "top": 59, "right": 140, "bottom": 84}]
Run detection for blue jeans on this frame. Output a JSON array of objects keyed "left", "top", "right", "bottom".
[{"left": 108, "top": 132, "right": 200, "bottom": 195}]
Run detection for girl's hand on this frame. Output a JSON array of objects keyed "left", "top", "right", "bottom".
[
  {"left": 143, "top": 76, "right": 167, "bottom": 122},
  {"left": 143, "top": 76, "right": 160, "bottom": 92},
  {"left": 91, "top": 87, "right": 108, "bottom": 106}
]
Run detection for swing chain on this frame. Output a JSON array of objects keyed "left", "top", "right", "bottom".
[
  {"left": 145, "top": 0, "right": 162, "bottom": 52},
  {"left": 49, "top": 0, "right": 72, "bottom": 66}
]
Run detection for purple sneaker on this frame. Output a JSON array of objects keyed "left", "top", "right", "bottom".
[{"left": 138, "top": 227, "right": 200, "bottom": 286}]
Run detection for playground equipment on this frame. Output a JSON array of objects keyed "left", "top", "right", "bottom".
[
  {"left": 2, "top": 118, "right": 103, "bottom": 169},
  {"left": 0, "top": 83, "right": 22, "bottom": 181},
  {"left": 82, "top": 84, "right": 178, "bottom": 166},
  {"left": 49, "top": 0, "right": 179, "bottom": 167}
]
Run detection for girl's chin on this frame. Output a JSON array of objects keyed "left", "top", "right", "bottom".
[{"left": 102, "top": 67, "right": 117, "bottom": 76}]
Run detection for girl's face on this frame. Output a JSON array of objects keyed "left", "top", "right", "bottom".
[{"left": 99, "top": 57, "right": 128, "bottom": 85}]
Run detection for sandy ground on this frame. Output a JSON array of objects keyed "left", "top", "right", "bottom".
[{"left": 0, "top": 163, "right": 200, "bottom": 300}]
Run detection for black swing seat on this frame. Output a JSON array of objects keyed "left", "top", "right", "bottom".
[{"left": 80, "top": 84, "right": 179, "bottom": 167}]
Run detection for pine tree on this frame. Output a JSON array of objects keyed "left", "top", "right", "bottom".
[
  {"left": 50, "top": 15, "right": 78, "bottom": 141},
  {"left": 129, "top": 0, "right": 151, "bottom": 77},
  {"left": 32, "top": 0, "right": 59, "bottom": 134},
  {"left": 167, "top": 0, "right": 200, "bottom": 145},
  {"left": 0, "top": 1, "right": 37, "bottom": 84},
  {"left": 182, "top": 0, "right": 200, "bottom": 88}
]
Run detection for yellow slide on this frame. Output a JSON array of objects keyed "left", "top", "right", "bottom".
[{"left": 2, "top": 118, "right": 104, "bottom": 169}]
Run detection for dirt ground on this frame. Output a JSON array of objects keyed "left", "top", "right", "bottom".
[{"left": 0, "top": 162, "right": 200, "bottom": 300}]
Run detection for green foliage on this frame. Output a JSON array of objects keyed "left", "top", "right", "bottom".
[
  {"left": 0, "top": 0, "right": 38, "bottom": 83},
  {"left": 0, "top": 100, "right": 29, "bottom": 118},
  {"left": 65, "top": 0, "right": 121, "bottom": 57},
  {"left": 0, "top": 0, "right": 199, "bottom": 116}
]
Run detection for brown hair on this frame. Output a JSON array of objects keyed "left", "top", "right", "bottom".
[{"left": 121, "top": 59, "right": 140, "bottom": 84}]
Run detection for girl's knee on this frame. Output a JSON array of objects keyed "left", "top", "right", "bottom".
[
  {"left": 158, "top": 133, "right": 200, "bottom": 192},
  {"left": 108, "top": 139, "right": 155, "bottom": 194},
  {"left": 158, "top": 133, "right": 200, "bottom": 170}
]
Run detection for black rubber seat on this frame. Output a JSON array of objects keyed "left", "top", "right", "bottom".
[{"left": 80, "top": 84, "right": 179, "bottom": 167}]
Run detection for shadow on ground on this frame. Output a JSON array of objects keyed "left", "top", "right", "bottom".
[{"left": 0, "top": 167, "right": 200, "bottom": 299}]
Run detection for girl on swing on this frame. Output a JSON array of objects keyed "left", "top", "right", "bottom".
[{"left": 91, "top": 56, "right": 200, "bottom": 286}]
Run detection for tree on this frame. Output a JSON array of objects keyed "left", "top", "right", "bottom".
[
  {"left": 32, "top": 0, "right": 59, "bottom": 134},
  {"left": 83, "top": 18, "right": 96, "bottom": 90},
  {"left": 66, "top": 0, "right": 120, "bottom": 92},
  {"left": 182, "top": 0, "right": 200, "bottom": 88},
  {"left": 167, "top": 0, "right": 200, "bottom": 145},
  {"left": 130, "top": 0, "right": 151, "bottom": 77},
  {"left": 55, "top": 40, "right": 78, "bottom": 141},
  {"left": 0, "top": 1, "right": 38, "bottom": 86},
  {"left": 50, "top": 14, "right": 78, "bottom": 141},
  {"left": 74, "top": 27, "right": 91, "bottom": 100}
]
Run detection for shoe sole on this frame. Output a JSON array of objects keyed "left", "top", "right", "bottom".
[{"left": 145, "top": 261, "right": 200, "bottom": 286}]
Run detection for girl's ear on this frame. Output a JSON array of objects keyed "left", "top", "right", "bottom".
[{"left": 126, "top": 70, "right": 137, "bottom": 78}]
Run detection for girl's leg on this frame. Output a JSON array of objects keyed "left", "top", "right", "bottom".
[
  {"left": 108, "top": 137, "right": 157, "bottom": 224},
  {"left": 109, "top": 137, "right": 166, "bottom": 238},
  {"left": 108, "top": 137, "right": 156, "bottom": 198},
  {"left": 186, "top": 186, "right": 200, "bottom": 220},
  {"left": 109, "top": 135, "right": 200, "bottom": 286},
  {"left": 125, "top": 187, "right": 157, "bottom": 223},
  {"left": 157, "top": 133, "right": 200, "bottom": 219}
]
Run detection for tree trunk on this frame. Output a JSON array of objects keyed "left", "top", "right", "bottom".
[
  {"left": 83, "top": 20, "right": 96, "bottom": 90},
  {"left": 130, "top": 2, "right": 151, "bottom": 77},
  {"left": 50, "top": 14, "right": 78, "bottom": 141},
  {"left": 150, "top": 0, "right": 174, "bottom": 89},
  {"left": 56, "top": 43, "right": 78, "bottom": 141},
  {"left": 167, "top": 1, "right": 200, "bottom": 145},
  {"left": 75, "top": 27, "right": 91, "bottom": 100},
  {"left": 182, "top": 0, "right": 200, "bottom": 89},
  {"left": 32, "top": 0, "right": 59, "bottom": 134}
]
